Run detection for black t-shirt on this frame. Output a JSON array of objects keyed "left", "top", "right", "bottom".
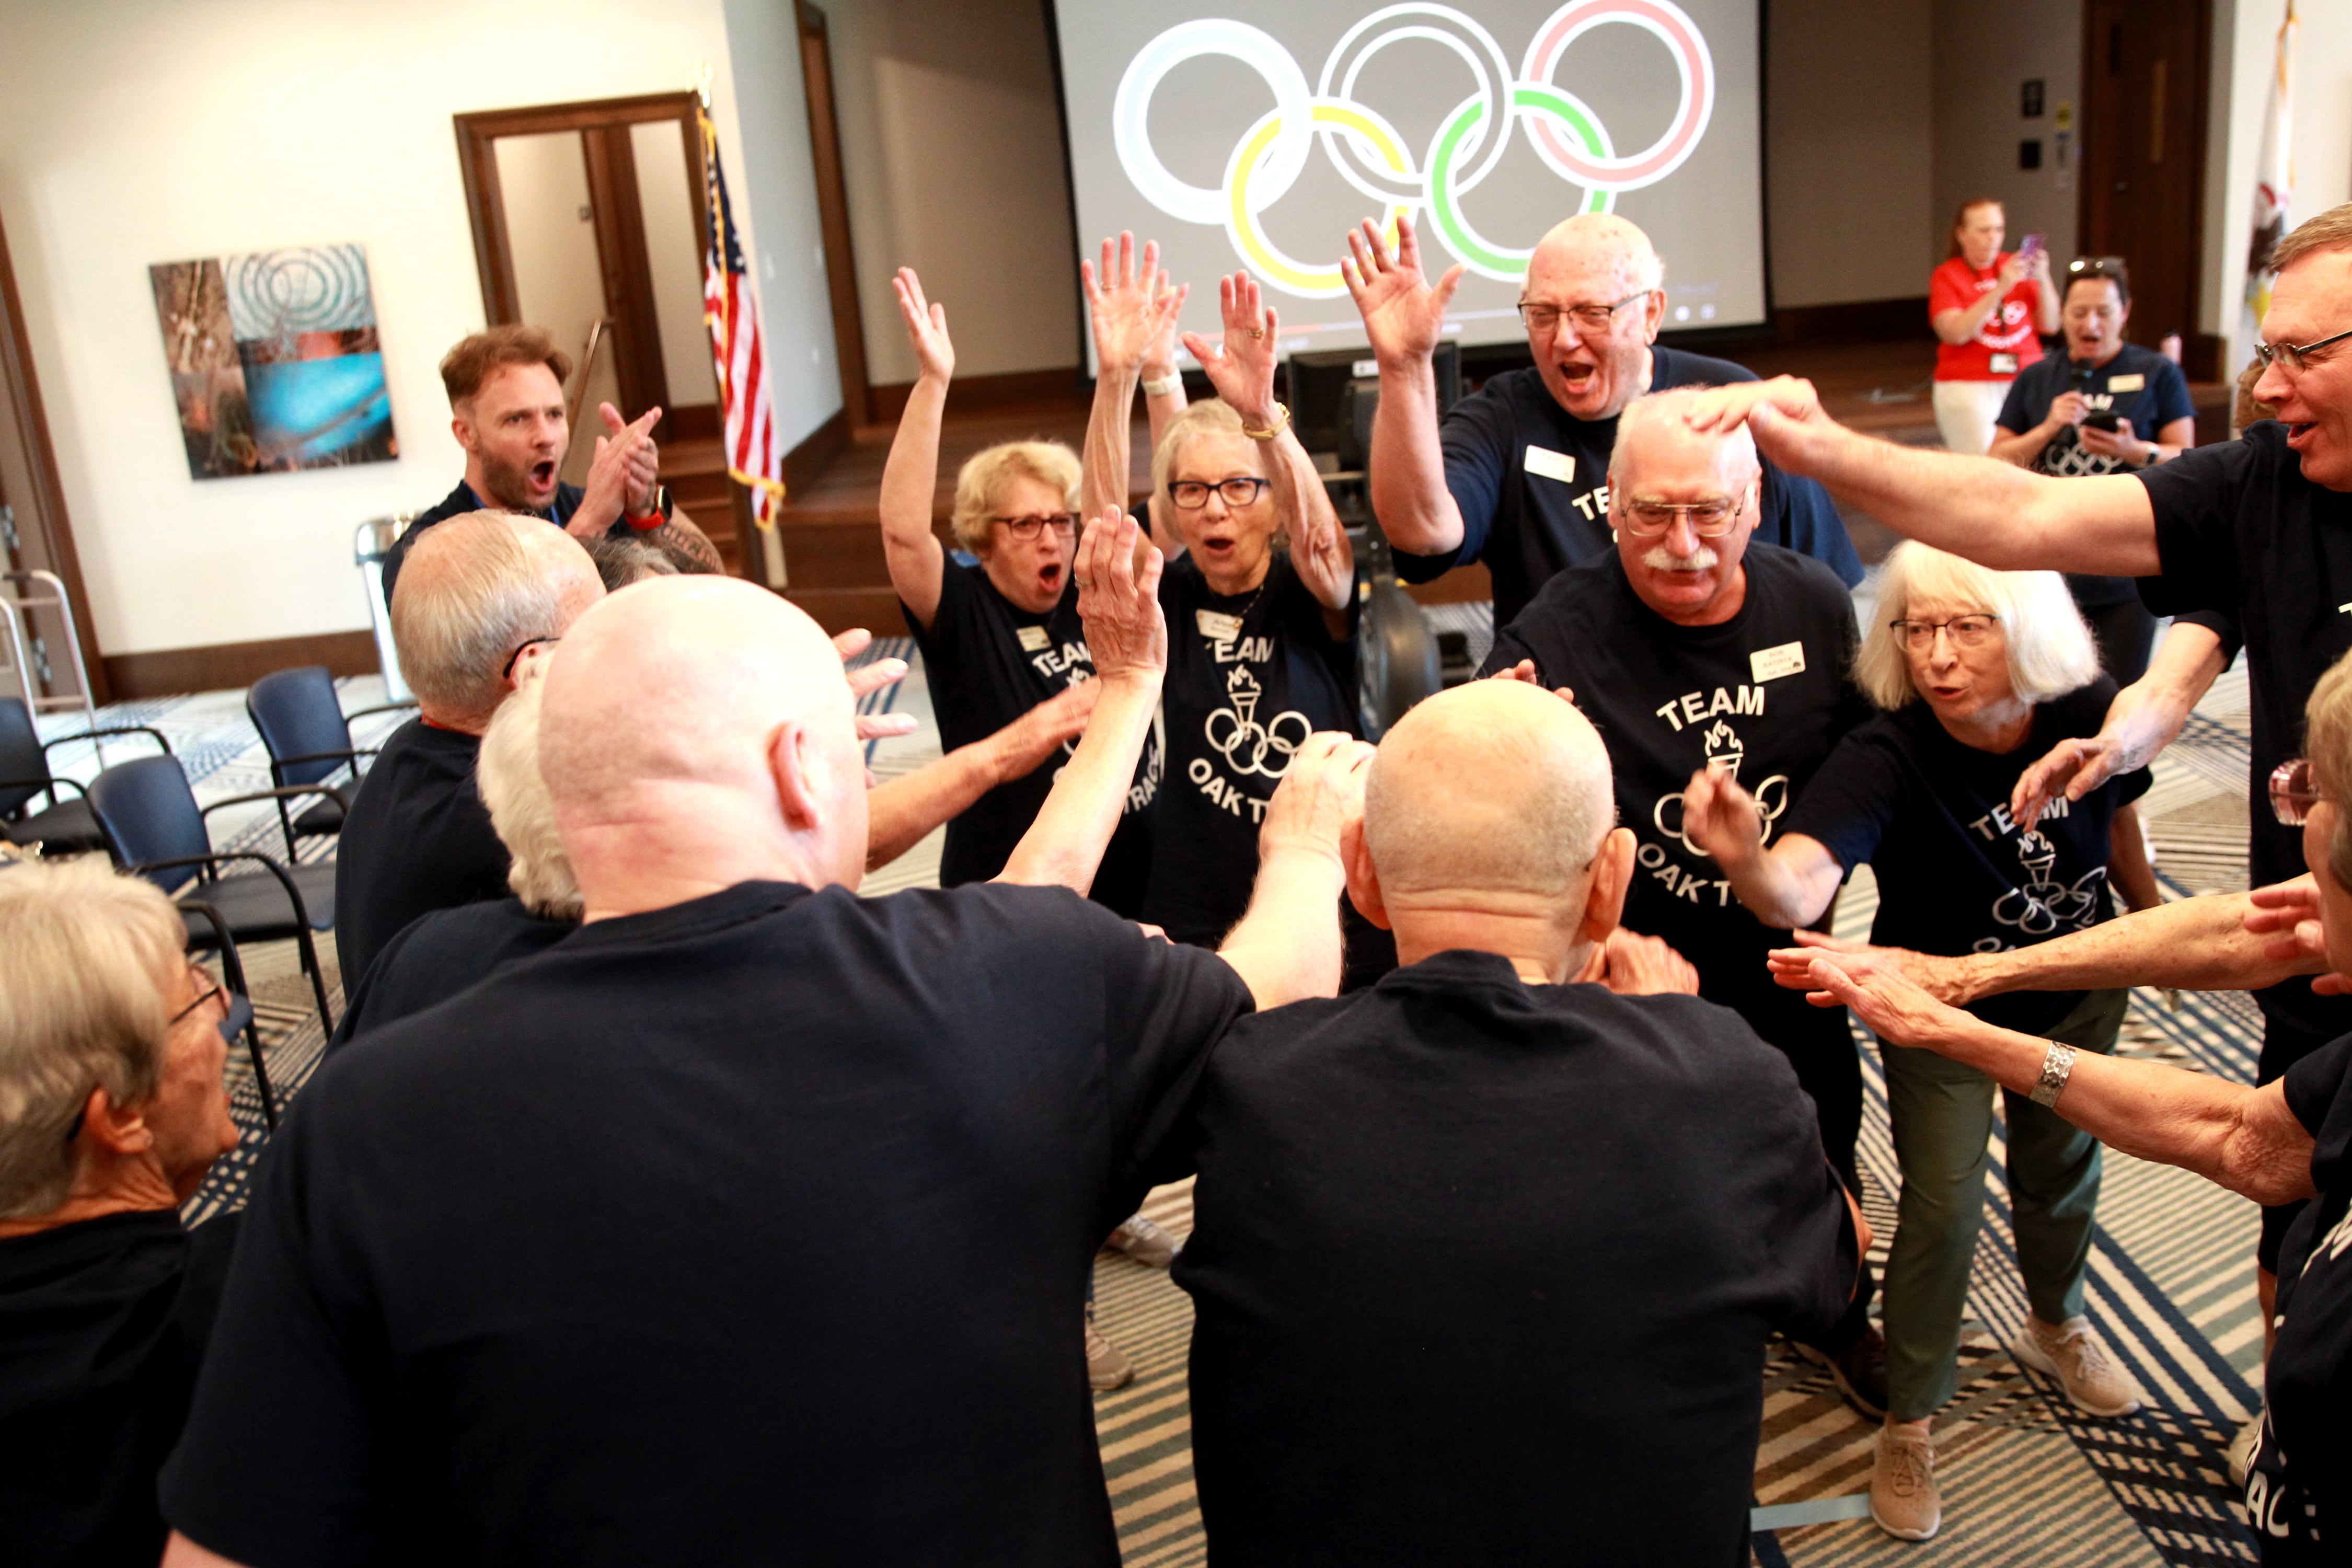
[
  {"left": 2250, "top": 1035, "right": 2352, "bottom": 1560},
  {"left": 2139, "top": 422, "right": 2352, "bottom": 1036},
  {"left": 330, "top": 718, "right": 510, "bottom": 990},
  {"left": 1160, "top": 950, "right": 1855, "bottom": 1567},
  {"left": 1147, "top": 551, "right": 1359, "bottom": 947},
  {"left": 0, "top": 1210, "right": 240, "bottom": 1568},
  {"left": 1480, "top": 545, "right": 1871, "bottom": 1052},
  {"left": 1405, "top": 354, "right": 1864, "bottom": 626},
  {"left": 159, "top": 880, "right": 1253, "bottom": 1567},
  {"left": 381, "top": 479, "right": 593, "bottom": 603},
  {"left": 326, "top": 896, "right": 575, "bottom": 1054},
  {"left": 906, "top": 559, "right": 1158, "bottom": 914},
  {"left": 1783, "top": 679, "right": 2150, "bottom": 1035},
  {"left": 1996, "top": 344, "right": 2197, "bottom": 607}
]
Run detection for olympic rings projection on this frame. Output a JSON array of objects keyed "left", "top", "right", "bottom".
[{"left": 1111, "top": 2, "right": 1715, "bottom": 297}]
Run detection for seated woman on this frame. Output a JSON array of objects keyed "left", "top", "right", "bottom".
[
  {"left": 876, "top": 260, "right": 1174, "bottom": 913},
  {"left": 0, "top": 856, "right": 244, "bottom": 1567},
  {"left": 1093, "top": 272, "right": 1369, "bottom": 971},
  {"left": 1791, "top": 649, "right": 2352, "bottom": 1564},
  {"left": 1681, "top": 542, "right": 2161, "bottom": 1543}
]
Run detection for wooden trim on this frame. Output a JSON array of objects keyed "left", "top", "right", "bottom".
[
  {"left": 867, "top": 367, "right": 1086, "bottom": 424},
  {"left": 581, "top": 123, "right": 671, "bottom": 436},
  {"left": 785, "top": 407, "right": 851, "bottom": 494},
  {"left": 798, "top": 4, "right": 873, "bottom": 426},
  {"left": 668, "top": 402, "right": 720, "bottom": 441},
  {"left": 0, "top": 209, "right": 108, "bottom": 703},
  {"left": 453, "top": 116, "right": 520, "bottom": 325},
  {"left": 2185, "top": 330, "right": 2227, "bottom": 384},
  {"left": 455, "top": 92, "right": 704, "bottom": 140},
  {"left": 103, "top": 630, "right": 379, "bottom": 700},
  {"left": 1765, "top": 296, "right": 1930, "bottom": 345}
]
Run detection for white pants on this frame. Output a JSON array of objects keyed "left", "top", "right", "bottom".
[{"left": 1932, "top": 379, "right": 2012, "bottom": 455}]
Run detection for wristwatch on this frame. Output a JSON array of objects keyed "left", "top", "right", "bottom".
[{"left": 625, "top": 484, "right": 674, "bottom": 532}]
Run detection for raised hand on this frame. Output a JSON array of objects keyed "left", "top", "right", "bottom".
[
  {"left": 1145, "top": 276, "right": 1190, "bottom": 376},
  {"left": 1340, "top": 212, "right": 1464, "bottom": 368},
  {"left": 892, "top": 268, "right": 955, "bottom": 384},
  {"left": 1677, "top": 766, "right": 1765, "bottom": 868},
  {"left": 1181, "top": 271, "right": 1282, "bottom": 426},
  {"left": 1677, "top": 375, "right": 1838, "bottom": 476},
  {"left": 601, "top": 402, "right": 664, "bottom": 514},
  {"left": 833, "top": 628, "right": 918, "bottom": 743},
  {"left": 578, "top": 405, "right": 663, "bottom": 536},
  {"left": 1073, "top": 505, "right": 1167, "bottom": 684},
  {"left": 1766, "top": 929, "right": 1974, "bottom": 1005},
  {"left": 1083, "top": 233, "right": 1185, "bottom": 378},
  {"left": 1259, "top": 732, "right": 1376, "bottom": 865}
]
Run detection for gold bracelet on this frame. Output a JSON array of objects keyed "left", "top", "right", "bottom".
[{"left": 1241, "top": 401, "right": 1292, "bottom": 442}]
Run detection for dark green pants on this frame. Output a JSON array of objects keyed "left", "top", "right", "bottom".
[{"left": 1880, "top": 986, "right": 2127, "bottom": 1420}]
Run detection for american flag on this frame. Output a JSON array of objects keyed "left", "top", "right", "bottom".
[{"left": 699, "top": 103, "right": 786, "bottom": 532}]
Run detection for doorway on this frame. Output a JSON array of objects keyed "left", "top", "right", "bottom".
[{"left": 2078, "top": 0, "right": 2216, "bottom": 377}]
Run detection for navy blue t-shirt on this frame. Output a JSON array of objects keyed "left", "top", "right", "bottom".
[
  {"left": 382, "top": 479, "right": 590, "bottom": 603},
  {"left": 159, "top": 880, "right": 1254, "bottom": 1567},
  {"left": 331, "top": 718, "right": 509, "bottom": 989},
  {"left": 2247, "top": 1035, "right": 2352, "bottom": 1560},
  {"left": 906, "top": 559, "right": 1158, "bottom": 914},
  {"left": 1782, "top": 679, "right": 2149, "bottom": 1035},
  {"left": 1404, "top": 352, "right": 1863, "bottom": 626}
]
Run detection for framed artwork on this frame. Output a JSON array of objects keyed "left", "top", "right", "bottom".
[{"left": 149, "top": 242, "right": 398, "bottom": 479}]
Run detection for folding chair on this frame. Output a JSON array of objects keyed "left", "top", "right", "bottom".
[
  {"left": 0, "top": 696, "right": 174, "bottom": 854},
  {"left": 245, "top": 665, "right": 415, "bottom": 858}
]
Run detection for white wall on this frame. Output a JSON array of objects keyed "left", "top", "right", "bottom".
[
  {"left": 498, "top": 132, "right": 606, "bottom": 376},
  {"left": 631, "top": 120, "right": 721, "bottom": 411},
  {"left": 825, "top": 0, "right": 1081, "bottom": 387},
  {"left": 2205, "top": 0, "right": 2352, "bottom": 366},
  {"left": 1766, "top": 0, "right": 1934, "bottom": 306},
  {"left": 0, "top": 0, "right": 832, "bottom": 657},
  {"left": 1930, "top": 0, "right": 2082, "bottom": 272}
]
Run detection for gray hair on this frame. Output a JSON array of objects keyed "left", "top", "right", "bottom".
[
  {"left": 476, "top": 672, "right": 581, "bottom": 920},
  {"left": 1855, "top": 541, "right": 2099, "bottom": 710},
  {"left": 0, "top": 858, "right": 185, "bottom": 1219},
  {"left": 389, "top": 512, "right": 592, "bottom": 727},
  {"left": 1607, "top": 385, "right": 1758, "bottom": 481}
]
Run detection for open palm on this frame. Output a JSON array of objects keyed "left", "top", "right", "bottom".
[
  {"left": 1341, "top": 212, "right": 1463, "bottom": 365},
  {"left": 1181, "top": 271, "right": 1279, "bottom": 423},
  {"left": 892, "top": 267, "right": 954, "bottom": 382},
  {"left": 1083, "top": 233, "right": 1183, "bottom": 377}
]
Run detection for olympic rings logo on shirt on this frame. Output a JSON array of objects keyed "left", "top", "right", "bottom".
[{"left": 1111, "top": 1, "right": 1716, "bottom": 298}]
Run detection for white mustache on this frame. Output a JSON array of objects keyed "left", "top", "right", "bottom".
[{"left": 1642, "top": 543, "right": 1720, "bottom": 573}]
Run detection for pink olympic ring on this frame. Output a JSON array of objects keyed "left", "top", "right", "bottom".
[{"left": 1524, "top": 0, "right": 1713, "bottom": 190}]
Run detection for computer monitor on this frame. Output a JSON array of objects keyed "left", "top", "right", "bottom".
[{"left": 1284, "top": 341, "right": 1460, "bottom": 468}]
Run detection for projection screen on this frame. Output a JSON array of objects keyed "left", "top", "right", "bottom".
[{"left": 1050, "top": 1, "right": 1765, "bottom": 370}]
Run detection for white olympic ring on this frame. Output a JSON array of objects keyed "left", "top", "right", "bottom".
[
  {"left": 1111, "top": 2, "right": 1716, "bottom": 294},
  {"left": 1207, "top": 706, "right": 1313, "bottom": 778}
]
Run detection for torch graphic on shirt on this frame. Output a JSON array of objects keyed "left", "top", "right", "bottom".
[
  {"left": 1702, "top": 718, "right": 1745, "bottom": 780},
  {"left": 1226, "top": 663, "right": 1262, "bottom": 729}
]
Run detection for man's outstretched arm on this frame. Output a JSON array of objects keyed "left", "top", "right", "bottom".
[
  {"left": 1214, "top": 734, "right": 1375, "bottom": 1008},
  {"left": 864, "top": 682, "right": 1098, "bottom": 872},
  {"left": 1343, "top": 214, "right": 1470, "bottom": 558},
  {"left": 1684, "top": 378, "right": 2163, "bottom": 576}
]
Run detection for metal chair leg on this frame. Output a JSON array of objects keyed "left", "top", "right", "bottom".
[{"left": 295, "top": 926, "right": 335, "bottom": 1031}]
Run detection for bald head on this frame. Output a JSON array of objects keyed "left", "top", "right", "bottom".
[
  {"left": 390, "top": 512, "right": 603, "bottom": 728},
  {"left": 1609, "top": 387, "right": 1759, "bottom": 483},
  {"left": 1528, "top": 213, "right": 1664, "bottom": 297},
  {"left": 1364, "top": 681, "right": 1615, "bottom": 900},
  {"left": 539, "top": 577, "right": 869, "bottom": 905}
]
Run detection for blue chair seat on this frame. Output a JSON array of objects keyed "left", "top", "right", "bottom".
[{"left": 2, "top": 795, "right": 105, "bottom": 853}]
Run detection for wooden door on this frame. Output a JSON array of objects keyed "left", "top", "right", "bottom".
[{"left": 2079, "top": 0, "right": 2214, "bottom": 375}]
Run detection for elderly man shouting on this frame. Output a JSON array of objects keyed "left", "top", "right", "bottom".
[
  {"left": 157, "top": 513, "right": 1372, "bottom": 1567},
  {"left": 1475, "top": 386, "right": 1884, "bottom": 1410},
  {"left": 1162, "top": 680, "right": 1868, "bottom": 1565}
]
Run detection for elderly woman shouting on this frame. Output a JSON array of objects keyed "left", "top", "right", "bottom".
[
  {"left": 1680, "top": 542, "right": 2161, "bottom": 1542},
  {"left": 1789, "top": 651, "right": 2352, "bottom": 1564},
  {"left": 0, "top": 857, "right": 245, "bottom": 1565}
]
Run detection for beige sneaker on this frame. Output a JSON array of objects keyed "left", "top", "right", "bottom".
[
  {"left": 1106, "top": 1213, "right": 1180, "bottom": 1269},
  {"left": 1871, "top": 1424, "right": 1941, "bottom": 1541},
  {"left": 2011, "top": 1316, "right": 2143, "bottom": 1417},
  {"left": 1085, "top": 1311, "right": 1134, "bottom": 1391}
]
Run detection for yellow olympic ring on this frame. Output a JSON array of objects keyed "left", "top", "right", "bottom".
[{"left": 1226, "top": 102, "right": 1407, "bottom": 297}]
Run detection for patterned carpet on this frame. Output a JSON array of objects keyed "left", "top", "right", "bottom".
[{"left": 33, "top": 609, "right": 2269, "bottom": 1565}]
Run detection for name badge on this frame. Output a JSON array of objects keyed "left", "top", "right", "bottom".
[
  {"left": 1750, "top": 641, "right": 1807, "bottom": 682},
  {"left": 1523, "top": 445, "right": 1576, "bottom": 483},
  {"left": 2106, "top": 372, "right": 2145, "bottom": 392},
  {"left": 1196, "top": 609, "right": 1243, "bottom": 642},
  {"left": 1988, "top": 352, "right": 2020, "bottom": 375},
  {"left": 1016, "top": 625, "right": 1051, "bottom": 652}
]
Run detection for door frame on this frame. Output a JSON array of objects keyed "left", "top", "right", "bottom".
[
  {"left": 0, "top": 207, "right": 107, "bottom": 704},
  {"left": 797, "top": 3, "right": 873, "bottom": 428},
  {"left": 452, "top": 93, "right": 713, "bottom": 434}
]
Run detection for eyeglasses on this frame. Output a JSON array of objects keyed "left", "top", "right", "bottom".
[
  {"left": 171, "top": 964, "right": 227, "bottom": 1029},
  {"left": 1517, "top": 290, "right": 1652, "bottom": 337},
  {"left": 1618, "top": 498, "right": 1743, "bottom": 538},
  {"left": 1168, "top": 477, "right": 1271, "bottom": 510},
  {"left": 502, "top": 636, "right": 560, "bottom": 683},
  {"left": 1889, "top": 614, "right": 2001, "bottom": 651},
  {"left": 2271, "top": 757, "right": 2328, "bottom": 825},
  {"left": 2253, "top": 327, "right": 2352, "bottom": 375},
  {"left": 991, "top": 512, "right": 1079, "bottom": 540}
]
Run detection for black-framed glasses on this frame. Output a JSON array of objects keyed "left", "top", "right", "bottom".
[
  {"left": 1889, "top": 614, "right": 2001, "bottom": 651},
  {"left": 1619, "top": 498, "right": 1743, "bottom": 538},
  {"left": 502, "top": 636, "right": 560, "bottom": 682},
  {"left": 1516, "top": 290, "right": 1652, "bottom": 336},
  {"left": 1168, "top": 477, "right": 1271, "bottom": 510},
  {"left": 2253, "top": 327, "right": 2352, "bottom": 375},
  {"left": 2272, "top": 757, "right": 2328, "bottom": 825},
  {"left": 991, "top": 512, "right": 1079, "bottom": 540}
]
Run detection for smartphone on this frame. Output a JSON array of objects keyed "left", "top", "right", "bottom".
[
  {"left": 2084, "top": 410, "right": 2122, "bottom": 433},
  {"left": 2017, "top": 233, "right": 2046, "bottom": 266}
]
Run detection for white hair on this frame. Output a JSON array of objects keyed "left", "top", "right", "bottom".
[
  {"left": 1855, "top": 541, "right": 2099, "bottom": 710},
  {"left": 475, "top": 672, "right": 580, "bottom": 920},
  {"left": 390, "top": 512, "right": 593, "bottom": 727},
  {"left": 1607, "top": 386, "right": 1758, "bottom": 479}
]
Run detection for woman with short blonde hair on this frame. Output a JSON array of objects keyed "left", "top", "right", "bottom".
[{"left": 1681, "top": 540, "right": 2160, "bottom": 1541}]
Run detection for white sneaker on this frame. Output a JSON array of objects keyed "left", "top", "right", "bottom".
[
  {"left": 1106, "top": 1213, "right": 1180, "bottom": 1269},
  {"left": 1870, "top": 1425, "right": 1941, "bottom": 1542},
  {"left": 2011, "top": 1316, "right": 2143, "bottom": 1417},
  {"left": 2226, "top": 1413, "right": 2262, "bottom": 1490}
]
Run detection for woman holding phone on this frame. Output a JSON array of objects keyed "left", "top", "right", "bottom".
[{"left": 1929, "top": 198, "right": 2059, "bottom": 455}]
